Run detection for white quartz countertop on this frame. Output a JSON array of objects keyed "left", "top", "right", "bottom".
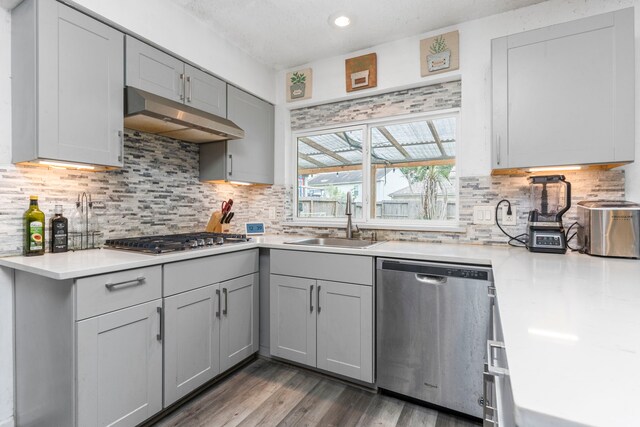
[{"left": 2, "top": 235, "right": 639, "bottom": 426}]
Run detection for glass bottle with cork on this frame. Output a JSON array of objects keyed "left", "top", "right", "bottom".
[{"left": 24, "top": 195, "right": 45, "bottom": 256}]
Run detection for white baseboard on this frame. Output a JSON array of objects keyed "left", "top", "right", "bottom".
[{"left": 0, "top": 416, "right": 15, "bottom": 427}]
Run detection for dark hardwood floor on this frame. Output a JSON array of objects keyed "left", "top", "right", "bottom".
[{"left": 154, "top": 358, "right": 481, "bottom": 427}]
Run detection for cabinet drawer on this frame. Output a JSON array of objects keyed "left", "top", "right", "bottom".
[
  {"left": 271, "top": 250, "right": 373, "bottom": 286},
  {"left": 164, "top": 249, "right": 259, "bottom": 296},
  {"left": 76, "top": 266, "right": 162, "bottom": 320}
]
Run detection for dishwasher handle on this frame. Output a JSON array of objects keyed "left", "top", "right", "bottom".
[{"left": 415, "top": 274, "right": 447, "bottom": 285}]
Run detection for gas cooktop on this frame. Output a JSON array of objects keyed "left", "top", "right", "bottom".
[{"left": 104, "top": 232, "right": 251, "bottom": 255}]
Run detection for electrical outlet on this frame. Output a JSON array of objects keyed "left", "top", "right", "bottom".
[
  {"left": 268, "top": 207, "right": 276, "bottom": 220},
  {"left": 473, "top": 206, "right": 495, "bottom": 225},
  {"left": 501, "top": 205, "right": 517, "bottom": 226}
]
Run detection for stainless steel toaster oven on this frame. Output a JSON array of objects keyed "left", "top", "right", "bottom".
[{"left": 577, "top": 201, "right": 640, "bottom": 259}]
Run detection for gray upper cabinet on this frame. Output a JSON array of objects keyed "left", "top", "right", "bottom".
[
  {"left": 125, "top": 36, "right": 227, "bottom": 117},
  {"left": 126, "top": 36, "right": 184, "bottom": 103},
  {"left": 77, "top": 300, "right": 163, "bottom": 427},
  {"left": 185, "top": 64, "right": 227, "bottom": 117},
  {"left": 200, "top": 87, "right": 275, "bottom": 184},
  {"left": 492, "top": 8, "right": 635, "bottom": 171},
  {"left": 12, "top": 0, "right": 124, "bottom": 168}
]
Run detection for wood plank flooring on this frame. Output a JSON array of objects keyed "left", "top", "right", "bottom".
[{"left": 154, "top": 358, "right": 481, "bottom": 427}]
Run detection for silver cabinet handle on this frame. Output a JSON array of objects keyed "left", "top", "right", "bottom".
[
  {"left": 496, "top": 135, "right": 501, "bottom": 165},
  {"left": 216, "top": 289, "right": 221, "bottom": 318},
  {"left": 117, "top": 130, "right": 123, "bottom": 163},
  {"left": 179, "top": 73, "right": 185, "bottom": 100},
  {"left": 415, "top": 274, "right": 447, "bottom": 285},
  {"left": 310, "top": 285, "right": 314, "bottom": 312},
  {"left": 487, "top": 340, "right": 509, "bottom": 376},
  {"left": 228, "top": 154, "right": 233, "bottom": 177},
  {"left": 186, "top": 75, "right": 192, "bottom": 102},
  {"left": 488, "top": 285, "right": 496, "bottom": 298},
  {"left": 483, "top": 363, "right": 498, "bottom": 426},
  {"left": 105, "top": 276, "right": 145, "bottom": 290},
  {"left": 156, "top": 306, "right": 163, "bottom": 341},
  {"left": 223, "top": 288, "right": 228, "bottom": 315},
  {"left": 317, "top": 285, "right": 321, "bottom": 313}
]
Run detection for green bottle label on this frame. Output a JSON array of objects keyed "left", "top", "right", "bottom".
[{"left": 29, "top": 221, "right": 43, "bottom": 251}]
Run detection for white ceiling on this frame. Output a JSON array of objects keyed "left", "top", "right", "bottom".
[{"left": 171, "top": 0, "right": 547, "bottom": 70}]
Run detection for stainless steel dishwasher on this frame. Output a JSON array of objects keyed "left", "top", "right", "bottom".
[{"left": 376, "top": 258, "right": 493, "bottom": 418}]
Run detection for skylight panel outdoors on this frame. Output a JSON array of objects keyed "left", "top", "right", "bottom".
[{"left": 432, "top": 117, "right": 456, "bottom": 141}]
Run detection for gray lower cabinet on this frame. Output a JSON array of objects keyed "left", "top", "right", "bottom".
[
  {"left": 77, "top": 300, "right": 163, "bottom": 427},
  {"left": 220, "top": 273, "right": 260, "bottom": 371},
  {"left": 269, "top": 250, "right": 374, "bottom": 383},
  {"left": 200, "top": 86, "right": 274, "bottom": 184},
  {"left": 162, "top": 250, "right": 259, "bottom": 406},
  {"left": 164, "top": 285, "right": 220, "bottom": 406},
  {"left": 316, "top": 280, "right": 373, "bottom": 382},
  {"left": 126, "top": 36, "right": 227, "bottom": 117},
  {"left": 12, "top": 0, "right": 125, "bottom": 168},
  {"left": 270, "top": 275, "right": 317, "bottom": 367}
]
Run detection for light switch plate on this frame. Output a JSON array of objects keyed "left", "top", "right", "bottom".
[{"left": 473, "top": 206, "right": 495, "bottom": 225}]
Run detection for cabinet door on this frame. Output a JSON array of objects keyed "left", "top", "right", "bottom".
[
  {"left": 126, "top": 36, "right": 184, "bottom": 103},
  {"left": 492, "top": 9, "right": 634, "bottom": 170},
  {"left": 219, "top": 273, "right": 259, "bottom": 372},
  {"left": 164, "top": 285, "right": 220, "bottom": 407},
  {"left": 316, "top": 281, "right": 373, "bottom": 383},
  {"left": 185, "top": 64, "right": 227, "bottom": 117},
  {"left": 77, "top": 300, "right": 162, "bottom": 427},
  {"left": 269, "top": 274, "right": 316, "bottom": 367},
  {"left": 226, "top": 86, "right": 274, "bottom": 184},
  {"left": 38, "top": 1, "right": 124, "bottom": 167}
]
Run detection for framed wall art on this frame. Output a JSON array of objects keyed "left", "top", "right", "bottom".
[
  {"left": 345, "top": 53, "right": 377, "bottom": 92},
  {"left": 420, "top": 31, "right": 459, "bottom": 77},
  {"left": 286, "top": 68, "right": 312, "bottom": 102}
]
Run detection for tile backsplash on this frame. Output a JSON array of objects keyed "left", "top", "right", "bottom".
[
  {"left": 0, "top": 130, "right": 284, "bottom": 256},
  {"left": 0, "top": 129, "right": 626, "bottom": 256}
]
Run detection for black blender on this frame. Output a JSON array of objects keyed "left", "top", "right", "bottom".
[{"left": 527, "top": 175, "right": 571, "bottom": 254}]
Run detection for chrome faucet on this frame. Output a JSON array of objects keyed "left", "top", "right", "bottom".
[{"left": 345, "top": 191, "right": 353, "bottom": 238}]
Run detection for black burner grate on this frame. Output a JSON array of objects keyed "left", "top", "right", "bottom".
[{"left": 105, "top": 232, "right": 250, "bottom": 254}]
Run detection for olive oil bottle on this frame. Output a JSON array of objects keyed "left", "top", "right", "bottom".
[
  {"left": 24, "top": 195, "right": 45, "bottom": 256},
  {"left": 50, "top": 205, "right": 68, "bottom": 253}
]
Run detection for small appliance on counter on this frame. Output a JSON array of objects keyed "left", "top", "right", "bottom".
[
  {"left": 527, "top": 175, "right": 571, "bottom": 254},
  {"left": 577, "top": 201, "right": 640, "bottom": 259}
]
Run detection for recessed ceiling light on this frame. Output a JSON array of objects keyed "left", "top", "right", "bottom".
[
  {"left": 334, "top": 15, "right": 351, "bottom": 27},
  {"left": 329, "top": 12, "right": 353, "bottom": 29}
]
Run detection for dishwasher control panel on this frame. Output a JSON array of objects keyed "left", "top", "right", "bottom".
[{"left": 380, "top": 260, "right": 490, "bottom": 281}]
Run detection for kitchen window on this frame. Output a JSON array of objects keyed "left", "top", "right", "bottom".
[{"left": 294, "top": 111, "right": 459, "bottom": 228}]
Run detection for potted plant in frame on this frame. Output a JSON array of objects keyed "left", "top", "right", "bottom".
[
  {"left": 427, "top": 35, "right": 451, "bottom": 72},
  {"left": 290, "top": 72, "right": 307, "bottom": 99}
]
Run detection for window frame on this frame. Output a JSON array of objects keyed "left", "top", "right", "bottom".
[{"left": 290, "top": 108, "right": 462, "bottom": 231}]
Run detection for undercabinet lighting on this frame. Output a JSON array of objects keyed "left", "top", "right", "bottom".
[
  {"left": 229, "top": 181, "right": 252, "bottom": 186},
  {"left": 527, "top": 328, "right": 579, "bottom": 342},
  {"left": 39, "top": 160, "right": 96, "bottom": 170},
  {"left": 527, "top": 166, "right": 582, "bottom": 173}
]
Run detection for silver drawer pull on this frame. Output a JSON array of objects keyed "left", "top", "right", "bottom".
[
  {"left": 487, "top": 340, "right": 509, "bottom": 376},
  {"left": 310, "top": 284, "right": 314, "bottom": 312},
  {"left": 415, "top": 274, "right": 447, "bottom": 285},
  {"left": 105, "top": 276, "right": 145, "bottom": 290}
]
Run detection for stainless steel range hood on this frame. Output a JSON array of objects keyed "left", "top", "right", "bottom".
[{"left": 124, "top": 87, "right": 245, "bottom": 143}]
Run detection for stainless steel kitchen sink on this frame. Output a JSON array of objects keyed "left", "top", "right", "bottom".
[{"left": 285, "top": 237, "right": 383, "bottom": 249}]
